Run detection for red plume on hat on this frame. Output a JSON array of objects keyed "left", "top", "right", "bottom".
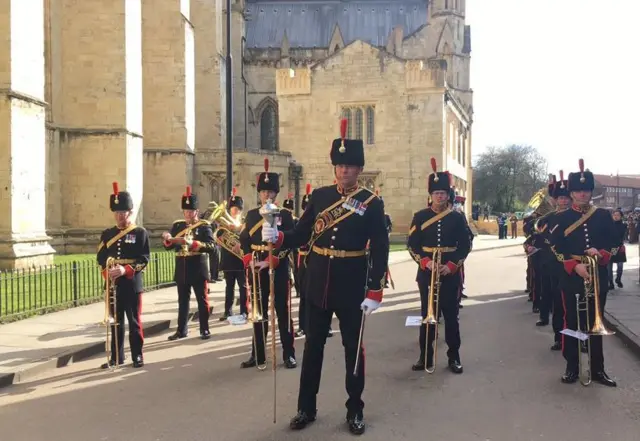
[
  {"left": 305, "top": 183, "right": 311, "bottom": 195},
  {"left": 287, "top": 192, "right": 293, "bottom": 199},
  {"left": 559, "top": 170, "right": 565, "bottom": 188},
  {"left": 578, "top": 158, "right": 585, "bottom": 183},
  {"left": 185, "top": 185, "right": 192, "bottom": 204},
  {"left": 339, "top": 118, "right": 348, "bottom": 153},
  {"left": 375, "top": 188, "right": 380, "bottom": 196},
  {"left": 231, "top": 187, "right": 237, "bottom": 200},
  {"left": 430, "top": 157, "right": 439, "bottom": 182},
  {"left": 112, "top": 182, "right": 119, "bottom": 203},
  {"left": 263, "top": 157, "right": 270, "bottom": 182}
]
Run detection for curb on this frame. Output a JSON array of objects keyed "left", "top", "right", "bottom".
[
  {"left": 603, "top": 311, "right": 640, "bottom": 359},
  {"left": 0, "top": 318, "right": 177, "bottom": 389}
]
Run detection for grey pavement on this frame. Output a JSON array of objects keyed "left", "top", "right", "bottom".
[
  {"left": 0, "top": 235, "right": 525, "bottom": 388},
  {"left": 602, "top": 244, "right": 640, "bottom": 356},
  {"left": 0, "top": 246, "right": 639, "bottom": 441}
]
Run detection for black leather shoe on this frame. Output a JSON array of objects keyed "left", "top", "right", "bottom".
[
  {"left": 448, "top": 359, "right": 463, "bottom": 374},
  {"left": 411, "top": 356, "right": 433, "bottom": 371},
  {"left": 461, "top": 293, "right": 468, "bottom": 299},
  {"left": 133, "top": 355, "right": 144, "bottom": 368},
  {"left": 594, "top": 371, "right": 617, "bottom": 387},
  {"left": 284, "top": 356, "right": 297, "bottom": 369},
  {"left": 219, "top": 314, "right": 229, "bottom": 322},
  {"left": 561, "top": 371, "right": 578, "bottom": 384},
  {"left": 608, "top": 283, "right": 615, "bottom": 290},
  {"left": 550, "top": 341, "right": 562, "bottom": 351},
  {"left": 168, "top": 331, "right": 187, "bottom": 341},
  {"left": 532, "top": 307, "right": 539, "bottom": 313},
  {"left": 536, "top": 320, "right": 549, "bottom": 326},
  {"left": 616, "top": 279, "right": 623, "bottom": 288},
  {"left": 201, "top": 330, "right": 211, "bottom": 340},
  {"left": 100, "top": 358, "right": 125, "bottom": 369},
  {"left": 240, "top": 356, "right": 264, "bottom": 369},
  {"left": 289, "top": 410, "right": 316, "bottom": 430},
  {"left": 346, "top": 413, "right": 366, "bottom": 435}
]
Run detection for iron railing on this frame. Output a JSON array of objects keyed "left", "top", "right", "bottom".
[{"left": 0, "top": 251, "right": 176, "bottom": 322}]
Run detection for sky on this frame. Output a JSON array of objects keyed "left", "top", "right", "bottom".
[{"left": 466, "top": 0, "right": 640, "bottom": 176}]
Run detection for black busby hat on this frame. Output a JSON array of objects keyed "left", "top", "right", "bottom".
[
  {"left": 228, "top": 187, "right": 244, "bottom": 210},
  {"left": 568, "top": 158, "right": 595, "bottom": 192},
  {"left": 553, "top": 170, "right": 570, "bottom": 198},
  {"left": 330, "top": 118, "right": 365, "bottom": 167},
  {"left": 257, "top": 158, "right": 280, "bottom": 193},
  {"left": 428, "top": 158, "right": 451, "bottom": 194},
  {"left": 547, "top": 174, "right": 556, "bottom": 197},
  {"left": 283, "top": 193, "right": 294, "bottom": 211},
  {"left": 181, "top": 186, "right": 198, "bottom": 210},
  {"left": 110, "top": 182, "right": 133, "bottom": 212},
  {"left": 301, "top": 183, "right": 312, "bottom": 210}
]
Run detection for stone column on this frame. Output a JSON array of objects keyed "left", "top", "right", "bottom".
[
  {"left": 52, "top": 0, "right": 143, "bottom": 253},
  {"left": 465, "top": 129, "right": 473, "bottom": 219},
  {"left": 0, "top": 0, "right": 55, "bottom": 269},
  {"left": 142, "top": 0, "right": 195, "bottom": 231}
]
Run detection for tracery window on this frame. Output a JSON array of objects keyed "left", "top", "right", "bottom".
[
  {"left": 259, "top": 101, "right": 278, "bottom": 151},
  {"left": 340, "top": 106, "right": 375, "bottom": 145}
]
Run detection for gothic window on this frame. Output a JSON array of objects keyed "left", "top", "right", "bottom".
[
  {"left": 209, "top": 180, "right": 220, "bottom": 203},
  {"left": 341, "top": 105, "right": 375, "bottom": 145},
  {"left": 358, "top": 177, "right": 376, "bottom": 191},
  {"left": 259, "top": 101, "right": 278, "bottom": 151},
  {"left": 208, "top": 178, "right": 227, "bottom": 203}
]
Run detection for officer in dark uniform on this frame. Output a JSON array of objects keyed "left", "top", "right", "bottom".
[
  {"left": 262, "top": 119, "right": 389, "bottom": 435},
  {"left": 219, "top": 188, "right": 247, "bottom": 320},
  {"left": 163, "top": 186, "right": 217, "bottom": 340},
  {"left": 523, "top": 214, "right": 540, "bottom": 311},
  {"left": 408, "top": 159, "right": 471, "bottom": 374},
  {"left": 549, "top": 159, "right": 617, "bottom": 386},
  {"left": 544, "top": 172, "right": 572, "bottom": 349},
  {"left": 239, "top": 158, "right": 297, "bottom": 369},
  {"left": 283, "top": 193, "right": 300, "bottom": 300},
  {"left": 97, "top": 182, "right": 150, "bottom": 369},
  {"left": 376, "top": 189, "right": 393, "bottom": 289}
]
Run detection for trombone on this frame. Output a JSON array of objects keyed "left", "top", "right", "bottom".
[
  {"left": 247, "top": 255, "right": 268, "bottom": 371},
  {"left": 423, "top": 248, "right": 442, "bottom": 374},
  {"left": 103, "top": 257, "right": 120, "bottom": 370},
  {"left": 576, "top": 255, "right": 615, "bottom": 386}
]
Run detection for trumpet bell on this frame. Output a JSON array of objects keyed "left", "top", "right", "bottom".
[
  {"left": 207, "top": 200, "right": 242, "bottom": 228},
  {"left": 589, "top": 317, "right": 615, "bottom": 336}
]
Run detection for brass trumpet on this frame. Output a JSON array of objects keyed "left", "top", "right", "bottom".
[
  {"left": 423, "top": 248, "right": 442, "bottom": 374},
  {"left": 103, "top": 257, "right": 120, "bottom": 370},
  {"left": 207, "top": 200, "right": 242, "bottom": 229},
  {"left": 576, "top": 255, "right": 615, "bottom": 386}
]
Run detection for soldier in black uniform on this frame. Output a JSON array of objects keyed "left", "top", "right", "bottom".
[
  {"left": 262, "top": 120, "right": 389, "bottom": 435},
  {"left": 545, "top": 173, "right": 572, "bottom": 349},
  {"left": 523, "top": 215, "right": 540, "bottom": 311},
  {"left": 163, "top": 186, "right": 217, "bottom": 340},
  {"left": 407, "top": 159, "right": 471, "bottom": 374},
  {"left": 219, "top": 188, "right": 247, "bottom": 320},
  {"left": 97, "top": 182, "right": 150, "bottom": 369},
  {"left": 549, "top": 159, "right": 617, "bottom": 386},
  {"left": 376, "top": 190, "right": 393, "bottom": 289},
  {"left": 283, "top": 193, "right": 300, "bottom": 301},
  {"left": 239, "top": 159, "right": 297, "bottom": 369}
]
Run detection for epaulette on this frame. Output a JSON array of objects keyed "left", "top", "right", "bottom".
[{"left": 173, "top": 219, "right": 186, "bottom": 224}]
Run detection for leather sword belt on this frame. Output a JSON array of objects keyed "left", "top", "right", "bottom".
[
  {"left": 312, "top": 246, "right": 367, "bottom": 258},
  {"left": 422, "top": 246, "right": 457, "bottom": 253},
  {"left": 111, "top": 258, "right": 135, "bottom": 264},
  {"left": 176, "top": 251, "right": 203, "bottom": 257}
]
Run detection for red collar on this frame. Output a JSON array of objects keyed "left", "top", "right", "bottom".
[{"left": 336, "top": 184, "right": 358, "bottom": 195}]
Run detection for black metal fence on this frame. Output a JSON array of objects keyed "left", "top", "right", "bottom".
[{"left": 0, "top": 252, "right": 176, "bottom": 323}]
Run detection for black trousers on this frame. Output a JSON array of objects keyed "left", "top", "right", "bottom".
[
  {"left": 109, "top": 286, "right": 144, "bottom": 362},
  {"left": 418, "top": 271, "right": 461, "bottom": 361},
  {"left": 538, "top": 269, "right": 553, "bottom": 322},
  {"left": 297, "top": 302, "right": 365, "bottom": 415},
  {"left": 223, "top": 271, "right": 247, "bottom": 315},
  {"left": 250, "top": 269, "right": 295, "bottom": 363},
  {"left": 560, "top": 287, "right": 608, "bottom": 373},
  {"left": 297, "top": 263, "right": 308, "bottom": 333},
  {"left": 531, "top": 258, "right": 542, "bottom": 309},
  {"left": 177, "top": 279, "right": 210, "bottom": 334},
  {"left": 550, "top": 276, "right": 564, "bottom": 343},
  {"left": 526, "top": 258, "right": 532, "bottom": 294},
  {"left": 209, "top": 247, "right": 220, "bottom": 280}
]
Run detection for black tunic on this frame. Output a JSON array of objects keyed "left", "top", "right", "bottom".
[
  {"left": 277, "top": 185, "right": 389, "bottom": 309},
  {"left": 163, "top": 219, "right": 216, "bottom": 283},
  {"left": 97, "top": 225, "right": 151, "bottom": 293}
]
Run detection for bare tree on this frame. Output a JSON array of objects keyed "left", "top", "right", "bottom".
[{"left": 473, "top": 145, "right": 548, "bottom": 212}]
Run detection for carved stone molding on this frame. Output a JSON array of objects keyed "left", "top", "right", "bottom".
[{"left": 276, "top": 68, "right": 311, "bottom": 96}]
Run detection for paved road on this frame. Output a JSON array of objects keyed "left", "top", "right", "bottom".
[{"left": 1, "top": 247, "right": 639, "bottom": 441}]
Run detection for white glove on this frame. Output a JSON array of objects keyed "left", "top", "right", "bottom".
[
  {"left": 262, "top": 223, "right": 278, "bottom": 243},
  {"left": 360, "top": 298, "right": 380, "bottom": 316}
]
